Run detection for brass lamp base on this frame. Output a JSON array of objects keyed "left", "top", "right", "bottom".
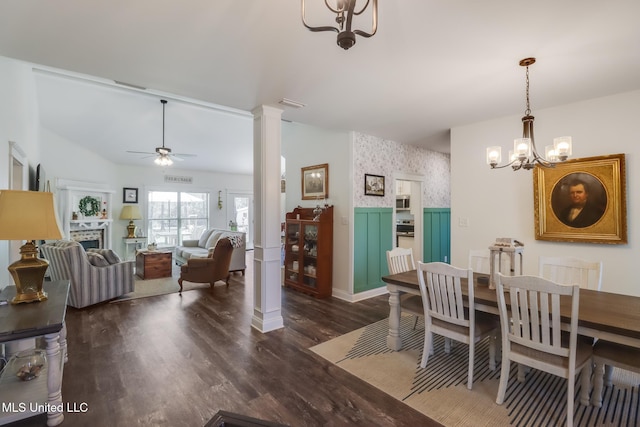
[
  {"left": 8, "top": 241, "right": 49, "bottom": 304},
  {"left": 127, "top": 220, "right": 136, "bottom": 238}
]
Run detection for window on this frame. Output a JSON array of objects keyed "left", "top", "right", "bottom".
[{"left": 147, "top": 191, "right": 209, "bottom": 248}]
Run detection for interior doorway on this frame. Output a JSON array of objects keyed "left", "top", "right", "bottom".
[
  {"left": 393, "top": 174, "right": 424, "bottom": 262},
  {"left": 227, "top": 191, "right": 254, "bottom": 250}
]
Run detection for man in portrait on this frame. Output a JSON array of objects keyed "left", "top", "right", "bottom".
[{"left": 557, "top": 178, "right": 605, "bottom": 228}]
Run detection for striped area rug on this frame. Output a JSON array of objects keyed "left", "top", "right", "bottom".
[{"left": 310, "top": 316, "right": 640, "bottom": 426}]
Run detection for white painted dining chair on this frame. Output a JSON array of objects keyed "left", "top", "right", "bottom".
[
  {"left": 495, "top": 273, "right": 592, "bottom": 427},
  {"left": 386, "top": 247, "right": 422, "bottom": 329},
  {"left": 468, "top": 249, "right": 512, "bottom": 275},
  {"left": 538, "top": 256, "right": 603, "bottom": 290},
  {"left": 417, "top": 261, "right": 499, "bottom": 390},
  {"left": 591, "top": 340, "right": 640, "bottom": 407},
  {"left": 539, "top": 256, "right": 616, "bottom": 391}
]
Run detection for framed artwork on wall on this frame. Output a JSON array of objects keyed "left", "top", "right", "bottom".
[
  {"left": 364, "top": 174, "right": 385, "bottom": 196},
  {"left": 123, "top": 187, "right": 139, "bottom": 204},
  {"left": 301, "top": 163, "right": 329, "bottom": 200},
  {"left": 533, "top": 154, "right": 627, "bottom": 244}
]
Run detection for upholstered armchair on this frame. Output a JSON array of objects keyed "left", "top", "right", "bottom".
[
  {"left": 178, "top": 237, "right": 233, "bottom": 292},
  {"left": 40, "top": 241, "right": 134, "bottom": 308}
]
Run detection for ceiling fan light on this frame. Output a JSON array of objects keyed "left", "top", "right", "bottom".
[{"left": 154, "top": 154, "right": 172, "bottom": 166}]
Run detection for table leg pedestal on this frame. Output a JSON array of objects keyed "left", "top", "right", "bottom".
[
  {"left": 45, "top": 332, "right": 64, "bottom": 427},
  {"left": 387, "top": 287, "right": 402, "bottom": 351}
]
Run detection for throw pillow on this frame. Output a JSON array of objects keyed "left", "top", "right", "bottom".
[
  {"left": 205, "top": 231, "right": 223, "bottom": 249},
  {"left": 87, "top": 249, "right": 122, "bottom": 264},
  {"left": 198, "top": 229, "right": 215, "bottom": 248},
  {"left": 86, "top": 252, "right": 109, "bottom": 267}
]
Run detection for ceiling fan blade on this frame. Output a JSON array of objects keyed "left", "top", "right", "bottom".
[
  {"left": 171, "top": 153, "right": 197, "bottom": 158},
  {"left": 126, "top": 150, "right": 155, "bottom": 155}
]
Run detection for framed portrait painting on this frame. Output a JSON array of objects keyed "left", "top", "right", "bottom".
[
  {"left": 364, "top": 174, "right": 385, "bottom": 196},
  {"left": 301, "top": 163, "right": 329, "bottom": 200},
  {"left": 533, "top": 154, "right": 627, "bottom": 244}
]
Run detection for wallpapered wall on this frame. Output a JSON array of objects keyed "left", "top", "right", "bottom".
[{"left": 353, "top": 132, "right": 451, "bottom": 208}]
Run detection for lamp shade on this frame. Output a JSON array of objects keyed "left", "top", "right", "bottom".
[
  {"left": 0, "top": 190, "right": 63, "bottom": 240},
  {"left": 119, "top": 205, "right": 142, "bottom": 220}
]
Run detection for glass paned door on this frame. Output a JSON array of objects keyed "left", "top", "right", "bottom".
[
  {"left": 148, "top": 191, "right": 209, "bottom": 248},
  {"left": 227, "top": 192, "right": 253, "bottom": 249}
]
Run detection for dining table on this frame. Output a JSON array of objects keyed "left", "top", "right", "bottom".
[{"left": 381, "top": 270, "right": 640, "bottom": 352}]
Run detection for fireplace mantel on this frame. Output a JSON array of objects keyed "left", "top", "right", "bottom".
[{"left": 56, "top": 179, "right": 115, "bottom": 249}]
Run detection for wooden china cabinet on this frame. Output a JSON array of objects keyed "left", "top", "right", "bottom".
[{"left": 283, "top": 206, "right": 333, "bottom": 298}]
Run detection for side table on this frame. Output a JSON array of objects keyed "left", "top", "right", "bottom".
[
  {"left": 136, "top": 250, "right": 172, "bottom": 279},
  {"left": 0, "top": 281, "right": 70, "bottom": 426},
  {"left": 123, "top": 236, "right": 147, "bottom": 261}
]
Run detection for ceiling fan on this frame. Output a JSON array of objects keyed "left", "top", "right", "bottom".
[{"left": 127, "top": 99, "right": 196, "bottom": 166}]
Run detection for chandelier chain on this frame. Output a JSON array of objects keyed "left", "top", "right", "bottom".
[{"left": 524, "top": 65, "right": 531, "bottom": 116}]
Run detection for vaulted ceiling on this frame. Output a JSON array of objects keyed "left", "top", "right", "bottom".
[{"left": 1, "top": 1, "right": 639, "bottom": 174}]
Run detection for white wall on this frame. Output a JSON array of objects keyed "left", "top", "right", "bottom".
[
  {"left": 114, "top": 165, "right": 252, "bottom": 255},
  {"left": 451, "top": 90, "right": 639, "bottom": 296},
  {"left": 281, "top": 121, "right": 351, "bottom": 297},
  {"left": 0, "top": 57, "right": 41, "bottom": 286}
]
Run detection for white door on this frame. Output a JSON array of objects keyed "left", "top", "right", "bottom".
[{"left": 227, "top": 192, "right": 254, "bottom": 250}]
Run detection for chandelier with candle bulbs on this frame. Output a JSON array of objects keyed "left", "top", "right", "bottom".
[{"left": 486, "top": 58, "right": 573, "bottom": 171}]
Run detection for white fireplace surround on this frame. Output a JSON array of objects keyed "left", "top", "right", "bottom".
[{"left": 56, "top": 178, "right": 115, "bottom": 250}]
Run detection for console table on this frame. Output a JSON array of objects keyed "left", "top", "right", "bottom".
[{"left": 0, "top": 281, "right": 69, "bottom": 426}]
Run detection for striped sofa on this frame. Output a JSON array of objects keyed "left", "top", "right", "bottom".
[{"left": 40, "top": 241, "right": 135, "bottom": 308}]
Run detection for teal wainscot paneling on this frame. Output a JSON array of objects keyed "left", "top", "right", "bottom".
[
  {"left": 354, "top": 208, "right": 394, "bottom": 293},
  {"left": 423, "top": 208, "right": 451, "bottom": 263}
]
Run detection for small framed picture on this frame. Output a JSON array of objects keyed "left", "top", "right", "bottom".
[
  {"left": 364, "top": 174, "right": 385, "bottom": 196},
  {"left": 301, "top": 163, "right": 329, "bottom": 200},
  {"left": 123, "top": 187, "right": 138, "bottom": 204}
]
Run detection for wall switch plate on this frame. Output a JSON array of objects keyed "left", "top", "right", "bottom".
[{"left": 458, "top": 217, "right": 469, "bottom": 227}]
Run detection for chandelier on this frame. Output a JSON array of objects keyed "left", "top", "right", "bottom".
[
  {"left": 301, "top": 0, "right": 378, "bottom": 50},
  {"left": 486, "top": 58, "right": 572, "bottom": 170}
]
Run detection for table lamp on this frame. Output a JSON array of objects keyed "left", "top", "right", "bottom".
[
  {"left": 120, "top": 205, "right": 142, "bottom": 238},
  {"left": 0, "top": 190, "right": 63, "bottom": 304}
]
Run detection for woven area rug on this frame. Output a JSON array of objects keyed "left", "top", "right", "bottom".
[
  {"left": 110, "top": 268, "right": 209, "bottom": 302},
  {"left": 310, "top": 316, "right": 640, "bottom": 427}
]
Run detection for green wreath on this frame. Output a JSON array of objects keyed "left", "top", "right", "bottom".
[{"left": 79, "top": 196, "right": 101, "bottom": 217}]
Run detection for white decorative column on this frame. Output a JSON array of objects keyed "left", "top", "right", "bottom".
[{"left": 251, "top": 105, "right": 284, "bottom": 332}]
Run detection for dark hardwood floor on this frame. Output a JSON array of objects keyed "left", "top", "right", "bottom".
[{"left": 10, "top": 253, "right": 441, "bottom": 427}]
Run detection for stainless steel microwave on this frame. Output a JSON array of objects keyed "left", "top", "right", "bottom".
[{"left": 396, "top": 196, "right": 410, "bottom": 210}]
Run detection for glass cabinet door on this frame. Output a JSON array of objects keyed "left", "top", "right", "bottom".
[
  {"left": 302, "top": 223, "right": 318, "bottom": 288},
  {"left": 285, "top": 222, "right": 301, "bottom": 282}
]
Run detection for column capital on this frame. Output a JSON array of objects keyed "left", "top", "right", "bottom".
[{"left": 251, "top": 104, "right": 284, "bottom": 118}]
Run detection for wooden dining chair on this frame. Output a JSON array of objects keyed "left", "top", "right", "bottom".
[
  {"left": 417, "top": 261, "right": 499, "bottom": 390},
  {"left": 538, "top": 256, "right": 603, "bottom": 290},
  {"left": 386, "top": 247, "right": 422, "bottom": 329},
  {"left": 495, "top": 273, "right": 592, "bottom": 427}
]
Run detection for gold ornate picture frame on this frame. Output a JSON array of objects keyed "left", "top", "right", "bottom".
[
  {"left": 533, "top": 154, "right": 627, "bottom": 244},
  {"left": 301, "top": 163, "right": 329, "bottom": 200}
]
